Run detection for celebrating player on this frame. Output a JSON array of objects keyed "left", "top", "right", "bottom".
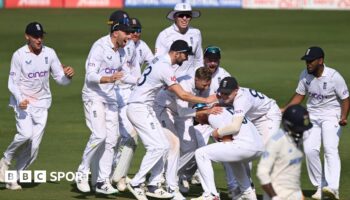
[
  {"left": 75, "top": 10, "right": 132, "bottom": 195},
  {"left": 281, "top": 46, "right": 350, "bottom": 200},
  {"left": 0, "top": 22, "right": 74, "bottom": 190},
  {"left": 192, "top": 106, "right": 264, "bottom": 200},
  {"left": 126, "top": 40, "right": 217, "bottom": 200},
  {"left": 155, "top": 2, "right": 203, "bottom": 78}
]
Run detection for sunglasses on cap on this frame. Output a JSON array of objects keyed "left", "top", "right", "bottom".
[
  {"left": 176, "top": 13, "right": 192, "bottom": 18},
  {"left": 131, "top": 28, "right": 141, "bottom": 33},
  {"left": 111, "top": 18, "right": 130, "bottom": 30}
]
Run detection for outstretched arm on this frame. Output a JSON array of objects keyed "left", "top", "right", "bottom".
[
  {"left": 168, "top": 84, "right": 217, "bottom": 104},
  {"left": 280, "top": 93, "right": 305, "bottom": 113}
]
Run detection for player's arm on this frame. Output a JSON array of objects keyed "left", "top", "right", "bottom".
[
  {"left": 280, "top": 93, "right": 305, "bottom": 113},
  {"left": 8, "top": 52, "right": 28, "bottom": 109},
  {"left": 339, "top": 97, "right": 350, "bottom": 126},
  {"left": 50, "top": 50, "right": 72, "bottom": 85},
  {"left": 257, "top": 140, "right": 280, "bottom": 199},
  {"left": 334, "top": 72, "right": 350, "bottom": 126},
  {"left": 213, "top": 115, "right": 244, "bottom": 138},
  {"left": 168, "top": 83, "right": 217, "bottom": 104}
]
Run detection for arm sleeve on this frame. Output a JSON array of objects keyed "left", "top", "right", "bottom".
[
  {"left": 193, "top": 31, "right": 204, "bottom": 68},
  {"left": 85, "top": 45, "right": 103, "bottom": 84},
  {"left": 217, "top": 92, "right": 249, "bottom": 136},
  {"left": 120, "top": 60, "right": 141, "bottom": 85},
  {"left": 8, "top": 52, "right": 24, "bottom": 105},
  {"left": 333, "top": 71, "right": 349, "bottom": 100},
  {"left": 257, "top": 139, "right": 280, "bottom": 185},
  {"left": 50, "top": 50, "right": 71, "bottom": 85},
  {"left": 295, "top": 71, "right": 307, "bottom": 95},
  {"left": 155, "top": 31, "right": 169, "bottom": 56}
]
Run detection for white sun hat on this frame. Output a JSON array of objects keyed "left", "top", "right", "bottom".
[{"left": 166, "top": 2, "right": 201, "bottom": 21}]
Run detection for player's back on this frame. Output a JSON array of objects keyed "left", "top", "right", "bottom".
[
  {"left": 208, "top": 107, "right": 264, "bottom": 151},
  {"left": 127, "top": 54, "right": 177, "bottom": 106}
]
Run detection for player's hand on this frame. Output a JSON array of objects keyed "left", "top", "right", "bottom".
[
  {"left": 205, "top": 94, "right": 218, "bottom": 104},
  {"left": 339, "top": 119, "right": 347, "bottom": 126},
  {"left": 19, "top": 99, "right": 29, "bottom": 110},
  {"left": 212, "top": 129, "right": 220, "bottom": 139},
  {"left": 110, "top": 71, "right": 124, "bottom": 83},
  {"left": 63, "top": 65, "right": 75, "bottom": 79}
]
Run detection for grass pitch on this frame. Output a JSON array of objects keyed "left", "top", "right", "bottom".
[{"left": 0, "top": 8, "right": 349, "bottom": 200}]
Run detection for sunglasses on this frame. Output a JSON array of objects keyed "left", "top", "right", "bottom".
[
  {"left": 131, "top": 28, "right": 141, "bottom": 33},
  {"left": 176, "top": 13, "right": 192, "bottom": 18}
]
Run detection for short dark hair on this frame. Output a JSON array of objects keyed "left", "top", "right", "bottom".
[{"left": 195, "top": 67, "right": 212, "bottom": 81}]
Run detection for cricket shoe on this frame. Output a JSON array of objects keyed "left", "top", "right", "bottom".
[
  {"left": 95, "top": 181, "right": 118, "bottom": 195},
  {"left": 191, "top": 193, "right": 220, "bottom": 200},
  {"left": 236, "top": 189, "right": 257, "bottom": 200},
  {"left": 75, "top": 171, "right": 90, "bottom": 193},
  {"left": 146, "top": 185, "right": 173, "bottom": 199},
  {"left": 6, "top": 181, "right": 22, "bottom": 190},
  {"left": 179, "top": 178, "right": 190, "bottom": 194},
  {"left": 116, "top": 176, "right": 130, "bottom": 192},
  {"left": 228, "top": 187, "right": 241, "bottom": 200},
  {"left": 168, "top": 187, "right": 186, "bottom": 200},
  {"left": 191, "top": 171, "right": 201, "bottom": 185},
  {"left": 127, "top": 183, "right": 148, "bottom": 200},
  {"left": 311, "top": 188, "right": 321, "bottom": 200},
  {"left": 322, "top": 187, "right": 339, "bottom": 200},
  {"left": 0, "top": 157, "right": 10, "bottom": 182}
]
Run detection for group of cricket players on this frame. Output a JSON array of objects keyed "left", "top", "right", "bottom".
[{"left": 0, "top": 2, "right": 349, "bottom": 200}]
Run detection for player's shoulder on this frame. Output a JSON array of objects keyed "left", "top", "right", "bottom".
[
  {"left": 217, "top": 67, "right": 231, "bottom": 76},
  {"left": 324, "top": 65, "right": 342, "bottom": 79},
  {"left": 188, "top": 26, "right": 201, "bottom": 35}
]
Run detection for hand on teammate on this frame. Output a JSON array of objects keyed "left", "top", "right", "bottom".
[
  {"left": 205, "top": 94, "right": 218, "bottom": 104},
  {"left": 63, "top": 65, "right": 75, "bottom": 79},
  {"left": 19, "top": 99, "right": 29, "bottom": 110}
]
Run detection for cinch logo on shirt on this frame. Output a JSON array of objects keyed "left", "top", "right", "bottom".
[
  {"left": 28, "top": 71, "right": 49, "bottom": 78},
  {"left": 105, "top": 67, "right": 119, "bottom": 74},
  {"left": 308, "top": 92, "right": 332, "bottom": 100}
]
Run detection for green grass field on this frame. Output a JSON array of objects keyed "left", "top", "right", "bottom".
[{"left": 0, "top": 8, "right": 349, "bottom": 200}]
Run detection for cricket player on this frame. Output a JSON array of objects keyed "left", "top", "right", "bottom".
[
  {"left": 257, "top": 104, "right": 312, "bottom": 200},
  {"left": 0, "top": 22, "right": 74, "bottom": 190},
  {"left": 177, "top": 45, "right": 232, "bottom": 193},
  {"left": 126, "top": 40, "right": 217, "bottom": 200},
  {"left": 130, "top": 17, "right": 154, "bottom": 68},
  {"left": 192, "top": 106, "right": 264, "bottom": 200},
  {"left": 155, "top": 2, "right": 203, "bottom": 78},
  {"left": 153, "top": 67, "right": 221, "bottom": 200},
  {"left": 214, "top": 77, "right": 281, "bottom": 145},
  {"left": 281, "top": 46, "right": 350, "bottom": 200},
  {"left": 75, "top": 10, "right": 132, "bottom": 195}
]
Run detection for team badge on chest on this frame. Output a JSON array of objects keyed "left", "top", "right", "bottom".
[{"left": 323, "top": 82, "right": 327, "bottom": 90}]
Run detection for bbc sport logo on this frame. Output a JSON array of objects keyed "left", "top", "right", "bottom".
[{"left": 5, "top": 170, "right": 89, "bottom": 183}]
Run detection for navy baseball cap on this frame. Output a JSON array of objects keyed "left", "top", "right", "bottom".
[
  {"left": 108, "top": 10, "right": 132, "bottom": 33},
  {"left": 301, "top": 46, "right": 325, "bottom": 61},
  {"left": 170, "top": 40, "right": 194, "bottom": 55},
  {"left": 130, "top": 17, "right": 142, "bottom": 33},
  {"left": 25, "top": 22, "right": 46, "bottom": 37},
  {"left": 217, "top": 77, "right": 238, "bottom": 94},
  {"left": 204, "top": 46, "right": 221, "bottom": 59}
]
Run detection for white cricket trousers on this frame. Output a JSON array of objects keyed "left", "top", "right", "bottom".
[
  {"left": 112, "top": 87, "right": 137, "bottom": 182},
  {"left": 3, "top": 106, "right": 48, "bottom": 175},
  {"left": 127, "top": 103, "right": 169, "bottom": 186},
  {"left": 153, "top": 105, "right": 181, "bottom": 189},
  {"left": 195, "top": 141, "right": 263, "bottom": 196},
  {"left": 303, "top": 115, "right": 341, "bottom": 190},
  {"left": 77, "top": 100, "right": 119, "bottom": 182}
]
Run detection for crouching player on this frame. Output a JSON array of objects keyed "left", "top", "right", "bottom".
[{"left": 191, "top": 106, "right": 264, "bottom": 200}]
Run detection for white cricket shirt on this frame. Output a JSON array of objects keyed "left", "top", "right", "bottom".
[
  {"left": 296, "top": 65, "right": 349, "bottom": 117},
  {"left": 8, "top": 45, "right": 71, "bottom": 109}
]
